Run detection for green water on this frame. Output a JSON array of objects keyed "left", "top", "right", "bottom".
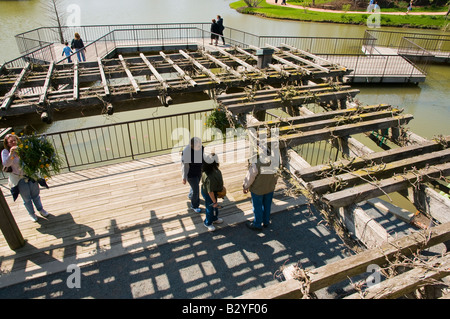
[{"left": 0, "top": 0, "right": 449, "bottom": 139}]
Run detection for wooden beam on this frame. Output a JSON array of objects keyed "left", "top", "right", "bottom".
[
  {"left": 159, "top": 51, "right": 197, "bottom": 87},
  {"left": 140, "top": 53, "right": 169, "bottom": 90},
  {"left": 247, "top": 104, "right": 393, "bottom": 128},
  {"left": 225, "top": 88, "right": 360, "bottom": 114},
  {"left": 413, "top": 184, "right": 450, "bottom": 223},
  {"left": 299, "top": 136, "right": 450, "bottom": 182},
  {"left": 337, "top": 205, "right": 393, "bottom": 249},
  {"left": 178, "top": 50, "right": 221, "bottom": 84},
  {"left": 281, "top": 43, "right": 336, "bottom": 69},
  {"left": 97, "top": 57, "right": 110, "bottom": 96},
  {"left": 250, "top": 45, "right": 311, "bottom": 75},
  {"left": 265, "top": 43, "right": 330, "bottom": 73},
  {"left": 216, "top": 47, "right": 263, "bottom": 76},
  {"left": 73, "top": 61, "right": 79, "bottom": 100},
  {"left": 38, "top": 61, "right": 55, "bottom": 105},
  {"left": 203, "top": 52, "right": 242, "bottom": 79},
  {"left": 277, "top": 114, "right": 414, "bottom": 148},
  {"left": 238, "top": 221, "right": 450, "bottom": 299},
  {"left": 235, "top": 46, "right": 291, "bottom": 77},
  {"left": 322, "top": 162, "right": 450, "bottom": 208},
  {"left": 344, "top": 253, "right": 450, "bottom": 299},
  {"left": 308, "top": 148, "right": 450, "bottom": 194},
  {"left": 1, "top": 62, "right": 30, "bottom": 110},
  {"left": 118, "top": 54, "right": 140, "bottom": 93}
]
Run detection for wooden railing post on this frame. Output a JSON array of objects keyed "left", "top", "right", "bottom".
[{"left": 0, "top": 190, "right": 25, "bottom": 250}]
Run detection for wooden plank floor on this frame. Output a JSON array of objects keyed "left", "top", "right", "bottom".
[{"left": 0, "top": 140, "right": 306, "bottom": 288}]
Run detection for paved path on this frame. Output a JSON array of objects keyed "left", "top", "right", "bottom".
[{"left": 266, "top": 0, "right": 448, "bottom": 15}]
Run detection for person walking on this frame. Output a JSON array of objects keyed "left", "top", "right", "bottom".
[
  {"left": 210, "top": 19, "right": 220, "bottom": 46},
  {"left": 62, "top": 41, "right": 73, "bottom": 63},
  {"left": 406, "top": 1, "right": 413, "bottom": 14},
  {"left": 71, "top": 32, "right": 86, "bottom": 62},
  {"left": 201, "top": 153, "right": 224, "bottom": 231},
  {"left": 2, "top": 134, "right": 49, "bottom": 222},
  {"left": 216, "top": 15, "right": 226, "bottom": 46},
  {"left": 181, "top": 137, "right": 204, "bottom": 213},
  {"left": 243, "top": 156, "right": 279, "bottom": 231}
]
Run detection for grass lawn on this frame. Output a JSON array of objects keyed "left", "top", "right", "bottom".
[{"left": 230, "top": 0, "right": 450, "bottom": 29}]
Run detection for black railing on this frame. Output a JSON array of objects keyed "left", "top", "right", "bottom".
[{"left": 1, "top": 108, "right": 217, "bottom": 181}]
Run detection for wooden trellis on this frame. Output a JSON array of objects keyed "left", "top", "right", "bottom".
[{"left": 0, "top": 46, "right": 350, "bottom": 126}]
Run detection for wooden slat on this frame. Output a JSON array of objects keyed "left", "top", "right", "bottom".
[
  {"left": 118, "top": 54, "right": 140, "bottom": 93},
  {"left": 299, "top": 136, "right": 450, "bottom": 182},
  {"left": 281, "top": 43, "right": 336, "bottom": 69},
  {"left": 234, "top": 46, "right": 291, "bottom": 77},
  {"left": 308, "top": 148, "right": 450, "bottom": 194},
  {"left": 178, "top": 50, "right": 221, "bottom": 84},
  {"left": 159, "top": 52, "right": 196, "bottom": 87},
  {"left": 73, "top": 61, "right": 79, "bottom": 100},
  {"left": 140, "top": 53, "right": 169, "bottom": 90},
  {"left": 265, "top": 43, "right": 330, "bottom": 73},
  {"left": 203, "top": 52, "right": 242, "bottom": 78},
  {"left": 277, "top": 109, "right": 403, "bottom": 136},
  {"left": 344, "top": 253, "right": 450, "bottom": 299},
  {"left": 97, "top": 57, "right": 110, "bottom": 96},
  {"left": 1, "top": 62, "right": 30, "bottom": 110},
  {"left": 322, "top": 162, "right": 450, "bottom": 208},
  {"left": 277, "top": 114, "right": 413, "bottom": 148},
  {"left": 38, "top": 62, "right": 55, "bottom": 105},
  {"left": 216, "top": 47, "right": 263, "bottom": 75},
  {"left": 250, "top": 45, "right": 311, "bottom": 75},
  {"left": 238, "top": 221, "right": 450, "bottom": 299},
  {"left": 248, "top": 104, "right": 393, "bottom": 128},
  {"left": 225, "top": 89, "right": 360, "bottom": 114}
]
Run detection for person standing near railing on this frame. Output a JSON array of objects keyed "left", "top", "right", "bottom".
[
  {"left": 1, "top": 134, "right": 49, "bottom": 222},
  {"left": 216, "top": 15, "right": 225, "bottom": 46},
  {"left": 181, "top": 137, "right": 204, "bottom": 214},
  {"left": 71, "top": 32, "right": 87, "bottom": 62},
  {"left": 62, "top": 41, "right": 73, "bottom": 63}
]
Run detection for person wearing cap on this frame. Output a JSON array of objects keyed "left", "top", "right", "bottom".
[
  {"left": 243, "top": 155, "right": 279, "bottom": 231},
  {"left": 200, "top": 153, "right": 224, "bottom": 231}
]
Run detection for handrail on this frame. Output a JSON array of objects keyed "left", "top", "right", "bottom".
[{"left": 0, "top": 108, "right": 216, "bottom": 181}]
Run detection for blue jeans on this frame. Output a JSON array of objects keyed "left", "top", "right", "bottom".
[
  {"left": 18, "top": 178, "right": 43, "bottom": 216},
  {"left": 201, "top": 188, "right": 219, "bottom": 226},
  {"left": 76, "top": 49, "right": 86, "bottom": 62},
  {"left": 187, "top": 175, "right": 200, "bottom": 209},
  {"left": 250, "top": 191, "right": 274, "bottom": 228}
]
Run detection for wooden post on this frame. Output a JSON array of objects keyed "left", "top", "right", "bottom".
[{"left": 0, "top": 191, "right": 25, "bottom": 250}]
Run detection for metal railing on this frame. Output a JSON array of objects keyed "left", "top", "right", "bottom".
[
  {"left": 1, "top": 108, "right": 216, "bottom": 182},
  {"left": 400, "top": 36, "right": 450, "bottom": 59}
]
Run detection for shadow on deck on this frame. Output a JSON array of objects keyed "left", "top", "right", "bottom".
[{"left": 0, "top": 141, "right": 352, "bottom": 298}]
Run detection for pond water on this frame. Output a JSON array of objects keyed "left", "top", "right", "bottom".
[{"left": 0, "top": 0, "right": 448, "bottom": 139}]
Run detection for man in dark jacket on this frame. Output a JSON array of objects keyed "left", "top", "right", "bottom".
[
  {"left": 216, "top": 15, "right": 225, "bottom": 45},
  {"left": 182, "top": 137, "right": 204, "bottom": 213},
  {"left": 210, "top": 19, "right": 221, "bottom": 45}
]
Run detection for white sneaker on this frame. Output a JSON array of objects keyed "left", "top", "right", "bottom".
[
  {"left": 204, "top": 224, "right": 216, "bottom": 232},
  {"left": 213, "top": 218, "right": 223, "bottom": 224},
  {"left": 29, "top": 214, "right": 38, "bottom": 222},
  {"left": 191, "top": 206, "right": 201, "bottom": 213},
  {"left": 39, "top": 209, "right": 49, "bottom": 217}
]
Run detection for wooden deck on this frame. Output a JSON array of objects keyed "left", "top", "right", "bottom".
[{"left": 0, "top": 140, "right": 306, "bottom": 288}]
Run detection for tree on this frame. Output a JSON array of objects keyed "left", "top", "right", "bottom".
[
  {"left": 243, "top": 0, "right": 264, "bottom": 7},
  {"left": 42, "top": 0, "right": 67, "bottom": 44}
]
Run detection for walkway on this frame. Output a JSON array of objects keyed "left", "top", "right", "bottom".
[
  {"left": 266, "top": 0, "right": 448, "bottom": 15},
  {"left": 0, "top": 140, "right": 311, "bottom": 290}
]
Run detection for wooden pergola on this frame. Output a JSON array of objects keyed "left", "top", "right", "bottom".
[{"left": 0, "top": 45, "right": 350, "bottom": 126}]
